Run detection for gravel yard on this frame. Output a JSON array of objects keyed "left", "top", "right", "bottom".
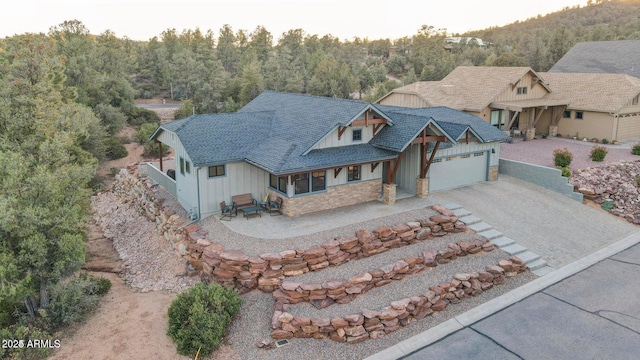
[{"left": 500, "top": 137, "right": 640, "bottom": 171}]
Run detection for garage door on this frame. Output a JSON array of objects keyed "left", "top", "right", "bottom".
[
  {"left": 428, "top": 151, "right": 488, "bottom": 192},
  {"left": 616, "top": 115, "right": 640, "bottom": 141}
]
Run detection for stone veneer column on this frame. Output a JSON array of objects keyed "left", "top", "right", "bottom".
[
  {"left": 548, "top": 125, "right": 558, "bottom": 137},
  {"left": 488, "top": 165, "right": 499, "bottom": 181},
  {"left": 416, "top": 177, "right": 429, "bottom": 198},
  {"left": 383, "top": 183, "right": 397, "bottom": 205},
  {"left": 525, "top": 128, "right": 536, "bottom": 140}
]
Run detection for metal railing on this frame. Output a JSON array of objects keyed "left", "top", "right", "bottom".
[{"left": 144, "top": 162, "right": 176, "bottom": 197}]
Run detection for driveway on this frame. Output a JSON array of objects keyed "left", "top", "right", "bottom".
[
  {"left": 429, "top": 175, "right": 637, "bottom": 269},
  {"left": 500, "top": 137, "right": 640, "bottom": 171}
]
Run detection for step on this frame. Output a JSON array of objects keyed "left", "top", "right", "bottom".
[
  {"left": 532, "top": 266, "right": 555, "bottom": 277},
  {"left": 500, "top": 244, "right": 527, "bottom": 256},
  {"left": 491, "top": 236, "right": 515, "bottom": 248},
  {"left": 459, "top": 214, "right": 482, "bottom": 225},
  {"left": 477, "top": 229, "right": 503, "bottom": 240},
  {"left": 514, "top": 251, "right": 541, "bottom": 264},
  {"left": 468, "top": 222, "right": 492, "bottom": 233},
  {"left": 453, "top": 208, "right": 471, "bottom": 217},
  {"left": 525, "top": 258, "right": 548, "bottom": 271},
  {"left": 444, "top": 203, "right": 463, "bottom": 211}
]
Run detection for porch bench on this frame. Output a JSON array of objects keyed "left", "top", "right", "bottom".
[{"left": 231, "top": 193, "right": 257, "bottom": 210}]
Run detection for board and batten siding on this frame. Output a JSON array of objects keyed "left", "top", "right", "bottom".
[
  {"left": 493, "top": 73, "right": 549, "bottom": 103},
  {"left": 326, "top": 163, "right": 383, "bottom": 188},
  {"left": 314, "top": 124, "right": 382, "bottom": 150},
  {"left": 378, "top": 93, "right": 429, "bottom": 108},
  {"left": 395, "top": 141, "right": 499, "bottom": 194},
  {"left": 165, "top": 136, "right": 199, "bottom": 216},
  {"left": 198, "top": 162, "right": 269, "bottom": 217}
]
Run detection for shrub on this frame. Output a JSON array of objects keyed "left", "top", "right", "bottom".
[
  {"left": 126, "top": 107, "right": 161, "bottom": 127},
  {"left": 136, "top": 123, "right": 169, "bottom": 157},
  {"left": 601, "top": 138, "right": 609, "bottom": 144},
  {"left": 167, "top": 283, "right": 241, "bottom": 357},
  {"left": 47, "top": 273, "right": 111, "bottom": 331},
  {"left": 590, "top": 145, "right": 608, "bottom": 162},
  {"left": 553, "top": 148, "right": 573, "bottom": 167},
  {"left": 632, "top": 143, "right": 640, "bottom": 156},
  {"left": 556, "top": 166, "right": 571, "bottom": 178},
  {"left": 1, "top": 324, "right": 54, "bottom": 359},
  {"left": 105, "top": 137, "right": 128, "bottom": 160}
]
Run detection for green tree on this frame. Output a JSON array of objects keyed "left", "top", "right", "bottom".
[{"left": 239, "top": 60, "right": 265, "bottom": 105}]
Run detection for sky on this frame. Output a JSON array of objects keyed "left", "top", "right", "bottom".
[{"left": 1, "top": 0, "right": 589, "bottom": 41}]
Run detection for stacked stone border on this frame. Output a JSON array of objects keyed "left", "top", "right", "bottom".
[
  {"left": 273, "top": 234, "right": 496, "bottom": 308},
  {"left": 270, "top": 257, "right": 528, "bottom": 343}
]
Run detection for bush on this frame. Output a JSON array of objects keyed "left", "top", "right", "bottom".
[
  {"left": 556, "top": 165, "right": 571, "bottom": 178},
  {"left": 632, "top": 143, "right": 640, "bottom": 156},
  {"left": 105, "top": 137, "right": 129, "bottom": 160},
  {"left": 126, "top": 107, "right": 160, "bottom": 127},
  {"left": 601, "top": 138, "right": 609, "bottom": 144},
  {"left": 135, "top": 123, "right": 168, "bottom": 157},
  {"left": 1, "top": 324, "right": 54, "bottom": 360},
  {"left": 167, "top": 283, "right": 241, "bottom": 357},
  {"left": 553, "top": 148, "right": 573, "bottom": 167},
  {"left": 590, "top": 145, "right": 608, "bottom": 162},
  {"left": 47, "top": 273, "right": 111, "bottom": 331}
]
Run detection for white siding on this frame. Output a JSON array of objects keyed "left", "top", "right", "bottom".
[
  {"left": 198, "top": 162, "right": 270, "bottom": 217},
  {"left": 171, "top": 138, "right": 199, "bottom": 216},
  {"left": 315, "top": 124, "right": 384, "bottom": 150},
  {"left": 328, "top": 163, "right": 383, "bottom": 188}
]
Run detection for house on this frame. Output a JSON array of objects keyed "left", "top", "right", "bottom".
[
  {"left": 539, "top": 72, "right": 640, "bottom": 141},
  {"left": 378, "top": 66, "right": 569, "bottom": 140},
  {"left": 148, "top": 91, "right": 508, "bottom": 218},
  {"left": 378, "top": 65, "right": 640, "bottom": 141},
  {"left": 549, "top": 40, "right": 640, "bottom": 79}
]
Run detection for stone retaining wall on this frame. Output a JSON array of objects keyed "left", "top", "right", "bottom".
[
  {"left": 270, "top": 257, "right": 528, "bottom": 343},
  {"left": 194, "top": 204, "right": 470, "bottom": 293},
  {"left": 273, "top": 235, "right": 496, "bottom": 308}
]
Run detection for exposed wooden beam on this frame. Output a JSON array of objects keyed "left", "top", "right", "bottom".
[
  {"left": 338, "top": 126, "right": 347, "bottom": 140},
  {"left": 371, "top": 162, "right": 380, "bottom": 172},
  {"left": 531, "top": 107, "right": 546, "bottom": 128},
  {"left": 419, "top": 142, "right": 426, "bottom": 178},
  {"left": 411, "top": 135, "right": 447, "bottom": 145},
  {"left": 155, "top": 139, "right": 164, "bottom": 172},
  {"left": 422, "top": 141, "right": 441, "bottom": 178},
  {"left": 334, "top": 167, "right": 342, "bottom": 178},
  {"left": 465, "top": 130, "right": 469, "bottom": 144},
  {"left": 505, "top": 110, "right": 521, "bottom": 131},
  {"left": 387, "top": 152, "right": 404, "bottom": 184},
  {"left": 350, "top": 118, "right": 387, "bottom": 126},
  {"left": 373, "top": 123, "right": 383, "bottom": 135}
]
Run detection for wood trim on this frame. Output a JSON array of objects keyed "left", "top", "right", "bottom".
[
  {"left": 531, "top": 106, "right": 547, "bottom": 128},
  {"left": 334, "top": 167, "right": 342, "bottom": 178},
  {"left": 422, "top": 141, "right": 441, "bottom": 177},
  {"left": 386, "top": 152, "right": 404, "bottom": 184},
  {"left": 338, "top": 126, "right": 348, "bottom": 140},
  {"left": 373, "top": 123, "right": 383, "bottom": 135},
  {"left": 155, "top": 139, "right": 164, "bottom": 172},
  {"left": 350, "top": 118, "right": 387, "bottom": 127},
  {"left": 371, "top": 162, "right": 379, "bottom": 172},
  {"left": 411, "top": 135, "right": 447, "bottom": 145},
  {"left": 505, "top": 110, "right": 520, "bottom": 131}
]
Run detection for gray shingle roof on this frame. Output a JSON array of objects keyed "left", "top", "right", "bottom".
[
  {"left": 549, "top": 40, "right": 640, "bottom": 78},
  {"left": 154, "top": 91, "right": 507, "bottom": 175}
]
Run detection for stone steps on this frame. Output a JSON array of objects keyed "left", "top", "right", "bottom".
[
  {"left": 526, "top": 258, "right": 548, "bottom": 271},
  {"left": 491, "top": 236, "right": 515, "bottom": 248},
  {"left": 468, "top": 222, "right": 492, "bottom": 233},
  {"left": 516, "top": 251, "right": 540, "bottom": 264},
  {"left": 500, "top": 244, "right": 527, "bottom": 256},
  {"left": 477, "top": 229, "right": 503, "bottom": 240},
  {"left": 532, "top": 266, "right": 554, "bottom": 276},
  {"left": 459, "top": 215, "right": 482, "bottom": 225},
  {"left": 453, "top": 208, "right": 471, "bottom": 217}
]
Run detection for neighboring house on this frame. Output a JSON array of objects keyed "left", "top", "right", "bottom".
[
  {"left": 378, "top": 66, "right": 569, "bottom": 139},
  {"left": 379, "top": 65, "right": 640, "bottom": 141},
  {"left": 539, "top": 72, "right": 640, "bottom": 141},
  {"left": 549, "top": 40, "right": 640, "bottom": 79},
  {"left": 148, "top": 91, "right": 508, "bottom": 218},
  {"left": 444, "top": 37, "right": 488, "bottom": 46}
]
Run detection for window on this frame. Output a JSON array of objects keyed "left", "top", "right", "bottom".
[
  {"left": 563, "top": 110, "right": 571, "bottom": 118},
  {"left": 208, "top": 165, "right": 225, "bottom": 177},
  {"left": 433, "top": 158, "right": 442, "bottom": 163},
  {"left": 446, "top": 156, "right": 457, "bottom": 161},
  {"left": 185, "top": 160, "right": 191, "bottom": 174},
  {"left": 347, "top": 165, "right": 361, "bottom": 182},
  {"left": 461, "top": 154, "right": 471, "bottom": 159},
  {"left": 179, "top": 157, "right": 185, "bottom": 175},
  {"left": 517, "top": 86, "right": 527, "bottom": 95},
  {"left": 269, "top": 174, "right": 287, "bottom": 193},
  {"left": 633, "top": 95, "right": 639, "bottom": 105},
  {"left": 490, "top": 110, "right": 505, "bottom": 129},
  {"left": 474, "top": 152, "right": 484, "bottom": 157},
  {"left": 293, "top": 171, "right": 326, "bottom": 195},
  {"left": 311, "top": 171, "right": 325, "bottom": 192},
  {"left": 575, "top": 111, "right": 584, "bottom": 120},
  {"left": 352, "top": 129, "right": 362, "bottom": 141}
]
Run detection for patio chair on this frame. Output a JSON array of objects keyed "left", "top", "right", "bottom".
[
  {"left": 220, "top": 201, "right": 237, "bottom": 221},
  {"left": 265, "top": 197, "right": 283, "bottom": 216}
]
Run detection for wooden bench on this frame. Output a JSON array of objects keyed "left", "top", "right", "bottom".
[{"left": 231, "top": 193, "right": 257, "bottom": 210}]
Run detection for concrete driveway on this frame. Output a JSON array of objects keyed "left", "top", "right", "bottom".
[{"left": 430, "top": 175, "right": 637, "bottom": 269}]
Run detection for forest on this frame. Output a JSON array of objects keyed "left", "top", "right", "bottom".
[{"left": 0, "top": 0, "right": 639, "bottom": 357}]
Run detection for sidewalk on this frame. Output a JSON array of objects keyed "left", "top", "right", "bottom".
[{"left": 368, "top": 230, "right": 640, "bottom": 360}]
